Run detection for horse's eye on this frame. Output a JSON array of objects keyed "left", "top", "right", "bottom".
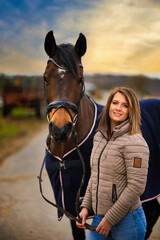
[
  {"left": 77, "top": 77, "right": 83, "bottom": 84},
  {"left": 44, "top": 76, "right": 49, "bottom": 84}
]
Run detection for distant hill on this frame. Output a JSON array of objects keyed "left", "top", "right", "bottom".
[{"left": 85, "top": 74, "right": 160, "bottom": 97}]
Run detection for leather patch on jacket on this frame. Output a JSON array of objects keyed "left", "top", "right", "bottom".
[{"left": 133, "top": 158, "right": 142, "bottom": 168}]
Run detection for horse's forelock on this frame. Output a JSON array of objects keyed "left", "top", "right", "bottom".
[{"left": 55, "top": 44, "right": 79, "bottom": 77}]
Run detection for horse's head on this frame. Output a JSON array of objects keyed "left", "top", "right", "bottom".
[{"left": 43, "top": 31, "right": 87, "bottom": 143}]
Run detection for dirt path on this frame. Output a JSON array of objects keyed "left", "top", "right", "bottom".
[{"left": 0, "top": 127, "right": 73, "bottom": 240}]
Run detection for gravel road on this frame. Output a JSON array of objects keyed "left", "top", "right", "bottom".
[{"left": 0, "top": 128, "right": 73, "bottom": 240}]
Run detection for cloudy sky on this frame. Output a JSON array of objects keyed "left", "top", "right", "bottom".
[{"left": 0, "top": 0, "right": 160, "bottom": 76}]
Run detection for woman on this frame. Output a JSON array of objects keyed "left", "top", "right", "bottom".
[{"left": 76, "top": 87, "right": 149, "bottom": 240}]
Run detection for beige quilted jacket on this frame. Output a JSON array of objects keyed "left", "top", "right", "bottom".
[{"left": 81, "top": 120, "right": 149, "bottom": 226}]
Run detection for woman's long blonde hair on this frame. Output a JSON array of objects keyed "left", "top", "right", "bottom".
[{"left": 98, "top": 87, "right": 141, "bottom": 135}]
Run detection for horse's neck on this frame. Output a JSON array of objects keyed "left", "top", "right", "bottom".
[
  {"left": 49, "top": 95, "right": 95, "bottom": 158},
  {"left": 76, "top": 95, "right": 95, "bottom": 140}
]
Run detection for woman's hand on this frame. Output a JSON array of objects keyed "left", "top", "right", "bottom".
[
  {"left": 76, "top": 207, "right": 89, "bottom": 229},
  {"left": 96, "top": 217, "right": 111, "bottom": 237}
]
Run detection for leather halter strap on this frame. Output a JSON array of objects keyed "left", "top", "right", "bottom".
[
  {"left": 37, "top": 148, "right": 96, "bottom": 231},
  {"left": 48, "top": 57, "right": 83, "bottom": 70},
  {"left": 47, "top": 99, "right": 78, "bottom": 113},
  {"left": 48, "top": 58, "right": 67, "bottom": 70},
  {"left": 46, "top": 99, "right": 80, "bottom": 124}
]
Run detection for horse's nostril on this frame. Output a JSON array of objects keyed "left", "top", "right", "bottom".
[
  {"left": 49, "top": 121, "right": 53, "bottom": 129},
  {"left": 60, "top": 122, "right": 73, "bottom": 137},
  {"left": 49, "top": 122, "right": 61, "bottom": 138},
  {"left": 49, "top": 122, "right": 55, "bottom": 134},
  {"left": 66, "top": 122, "right": 73, "bottom": 132}
]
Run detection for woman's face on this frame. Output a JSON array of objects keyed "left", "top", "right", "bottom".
[{"left": 109, "top": 92, "right": 129, "bottom": 129}]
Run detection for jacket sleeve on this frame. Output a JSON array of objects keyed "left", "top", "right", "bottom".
[{"left": 105, "top": 134, "right": 149, "bottom": 226}]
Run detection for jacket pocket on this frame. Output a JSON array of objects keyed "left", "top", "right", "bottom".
[{"left": 112, "top": 184, "right": 117, "bottom": 203}]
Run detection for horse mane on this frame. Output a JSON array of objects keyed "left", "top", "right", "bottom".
[{"left": 55, "top": 44, "right": 80, "bottom": 77}]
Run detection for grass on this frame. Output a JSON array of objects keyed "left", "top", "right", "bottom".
[
  {"left": 0, "top": 107, "right": 43, "bottom": 143},
  {"left": 12, "top": 107, "right": 29, "bottom": 118},
  {"left": 0, "top": 108, "right": 47, "bottom": 163},
  {"left": 0, "top": 122, "right": 20, "bottom": 144}
]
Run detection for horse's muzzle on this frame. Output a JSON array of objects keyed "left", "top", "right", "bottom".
[{"left": 49, "top": 122, "right": 73, "bottom": 143}]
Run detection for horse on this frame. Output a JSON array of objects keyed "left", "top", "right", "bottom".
[{"left": 41, "top": 30, "right": 160, "bottom": 240}]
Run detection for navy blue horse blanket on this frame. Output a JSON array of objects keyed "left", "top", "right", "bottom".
[
  {"left": 140, "top": 99, "right": 160, "bottom": 202},
  {"left": 45, "top": 98, "right": 160, "bottom": 219}
]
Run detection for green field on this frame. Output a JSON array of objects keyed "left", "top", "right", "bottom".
[{"left": 0, "top": 108, "right": 47, "bottom": 162}]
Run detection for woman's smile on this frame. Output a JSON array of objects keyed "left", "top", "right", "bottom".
[{"left": 109, "top": 92, "right": 129, "bottom": 131}]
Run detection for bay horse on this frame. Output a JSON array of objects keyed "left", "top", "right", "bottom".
[{"left": 41, "top": 30, "right": 160, "bottom": 240}]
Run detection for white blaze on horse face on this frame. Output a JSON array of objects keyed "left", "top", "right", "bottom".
[{"left": 57, "top": 68, "right": 66, "bottom": 79}]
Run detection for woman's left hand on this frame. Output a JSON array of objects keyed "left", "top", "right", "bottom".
[{"left": 96, "top": 217, "right": 112, "bottom": 237}]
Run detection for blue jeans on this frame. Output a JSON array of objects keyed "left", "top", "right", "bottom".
[{"left": 86, "top": 206, "right": 146, "bottom": 240}]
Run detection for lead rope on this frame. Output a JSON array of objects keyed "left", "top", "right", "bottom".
[
  {"left": 73, "top": 130, "right": 96, "bottom": 231},
  {"left": 37, "top": 142, "right": 96, "bottom": 231}
]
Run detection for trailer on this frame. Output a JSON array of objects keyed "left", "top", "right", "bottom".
[{"left": 2, "top": 76, "right": 45, "bottom": 118}]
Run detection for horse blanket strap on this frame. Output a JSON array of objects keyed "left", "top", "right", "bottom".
[
  {"left": 47, "top": 159, "right": 82, "bottom": 171},
  {"left": 37, "top": 152, "right": 96, "bottom": 232}
]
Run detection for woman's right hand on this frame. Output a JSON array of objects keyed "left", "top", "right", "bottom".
[{"left": 76, "top": 207, "right": 89, "bottom": 229}]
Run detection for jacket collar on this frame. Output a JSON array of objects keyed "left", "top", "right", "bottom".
[
  {"left": 113, "top": 119, "right": 131, "bottom": 138},
  {"left": 98, "top": 119, "right": 131, "bottom": 139}
]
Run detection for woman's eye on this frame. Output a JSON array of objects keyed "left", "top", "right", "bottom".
[
  {"left": 123, "top": 104, "right": 128, "bottom": 108},
  {"left": 112, "top": 101, "right": 117, "bottom": 105}
]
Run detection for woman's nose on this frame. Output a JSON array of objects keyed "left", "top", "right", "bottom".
[{"left": 116, "top": 104, "right": 121, "bottom": 110}]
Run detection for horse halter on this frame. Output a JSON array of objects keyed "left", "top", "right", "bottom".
[{"left": 46, "top": 57, "right": 85, "bottom": 127}]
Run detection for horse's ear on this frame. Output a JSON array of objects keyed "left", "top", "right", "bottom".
[
  {"left": 44, "top": 30, "right": 57, "bottom": 57},
  {"left": 75, "top": 33, "right": 87, "bottom": 58}
]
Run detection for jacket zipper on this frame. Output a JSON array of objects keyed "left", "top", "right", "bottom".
[{"left": 96, "top": 140, "right": 108, "bottom": 214}]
